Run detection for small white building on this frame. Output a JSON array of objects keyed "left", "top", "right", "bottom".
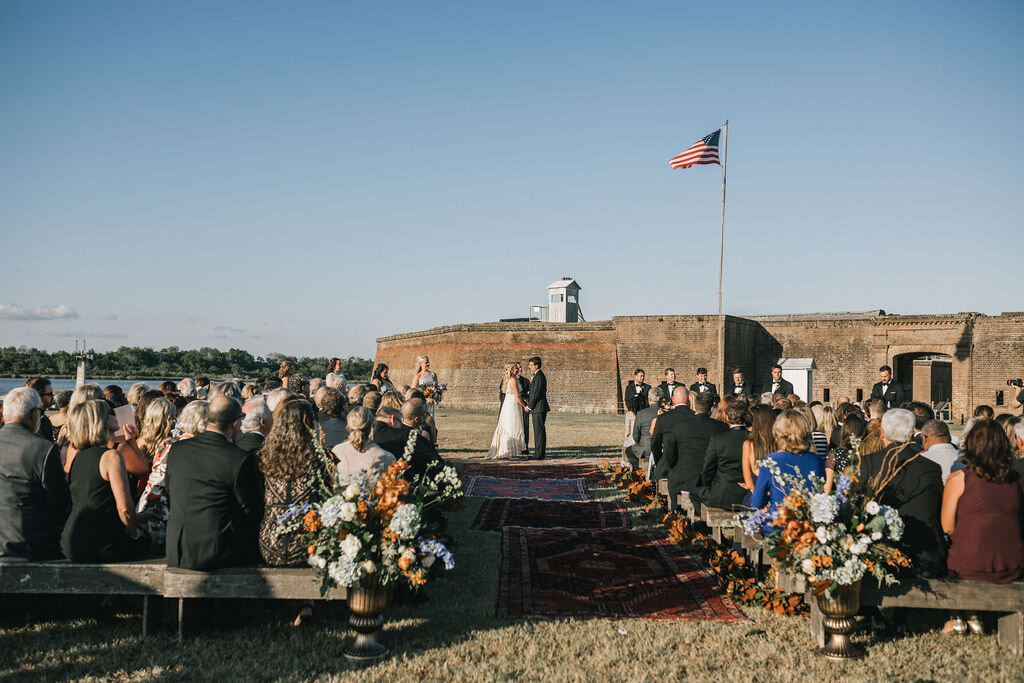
[
  {"left": 547, "top": 278, "right": 582, "bottom": 323},
  {"left": 779, "top": 357, "right": 816, "bottom": 402}
]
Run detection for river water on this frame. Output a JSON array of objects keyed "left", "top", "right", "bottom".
[{"left": 0, "top": 378, "right": 169, "bottom": 396}]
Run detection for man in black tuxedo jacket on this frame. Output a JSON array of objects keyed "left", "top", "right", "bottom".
[
  {"left": 688, "top": 367, "right": 718, "bottom": 403},
  {"left": 657, "top": 368, "right": 683, "bottom": 403},
  {"left": 763, "top": 365, "right": 794, "bottom": 398},
  {"left": 498, "top": 362, "right": 530, "bottom": 451},
  {"left": 870, "top": 365, "right": 907, "bottom": 409},
  {"left": 374, "top": 399, "right": 443, "bottom": 479},
  {"left": 651, "top": 386, "right": 693, "bottom": 476},
  {"left": 696, "top": 398, "right": 750, "bottom": 509},
  {"left": 728, "top": 368, "right": 752, "bottom": 400},
  {"left": 525, "top": 357, "right": 549, "bottom": 460},
  {"left": 660, "top": 391, "right": 728, "bottom": 502},
  {"left": 166, "top": 396, "right": 264, "bottom": 570}
]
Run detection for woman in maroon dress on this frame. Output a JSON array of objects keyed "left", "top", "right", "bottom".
[{"left": 940, "top": 419, "right": 1024, "bottom": 634}]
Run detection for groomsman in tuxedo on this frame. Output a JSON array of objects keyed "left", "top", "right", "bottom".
[
  {"left": 688, "top": 367, "right": 718, "bottom": 402},
  {"left": 728, "top": 368, "right": 752, "bottom": 400},
  {"left": 623, "top": 369, "right": 650, "bottom": 455},
  {"left": 498, "top": 361, "right": 530, "bottom": 453},
  {"left": 658, "top": 368, "right": 683, "bottom": 402},
  {"left": 763, "top": 364, "right": 794, "bottom": 398},
  {"left": 870, "top": 365, "right": 907, "bottom": 409},
  {"left": 525, "top": 357, "right": 549, "bottom": 460}
]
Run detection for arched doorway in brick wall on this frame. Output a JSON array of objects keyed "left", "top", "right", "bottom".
[{"left": 893, "top": 351, "right": 954, "bottom": 419}]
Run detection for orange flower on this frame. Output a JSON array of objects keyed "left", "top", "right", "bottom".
[
  {"left": 338, "top": 530, "right": 348, "bottom": 541},
  {"left": 307, "top": 545, "right": 316, "bottom": 556},
  {"left": 303, "top": 510, "right": 323, "bottom": 532},
  {"left": 398, "top": 556, "right": 412, "bottom": 570},
  {"left": 783, "top": 493, "right": 805, "bottom": 509},
  {"left": 864, "top": 559, "right": 875, "bottom": 573},
  {"left": 795, "top": 531, "right": 817, "bottom": 551},
  {"left": 856, "top": 523, "right": 865, "bottom": 532}
]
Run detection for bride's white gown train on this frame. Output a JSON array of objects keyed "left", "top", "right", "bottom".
[{"left": 486, "top": 378, "right": 526, "bottom": 459}]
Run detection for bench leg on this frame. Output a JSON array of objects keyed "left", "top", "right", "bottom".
[
  {"left": 712, "top": 526, "right": 723, "bottom": 544},
  {"left": 142, "top": 596, "right": 164, "bottom": 637},
  {"left": 998, "top": 611, "right": 1024, "bottom": 656},
  {"left": 809, "top": 595, "right": 825, "bottom": 649}
]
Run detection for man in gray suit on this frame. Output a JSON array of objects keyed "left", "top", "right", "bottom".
[
  {"left": 0, "top": 387, "right": 70, "bottom": 560},
  {"left": 626, "top": 386, "right": 663, "bottom": 471}
]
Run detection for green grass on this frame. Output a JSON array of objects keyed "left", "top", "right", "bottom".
[{"left": 1, "top": 409, "right": 1022, "bottom": 681}]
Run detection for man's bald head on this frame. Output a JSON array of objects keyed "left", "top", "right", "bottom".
[
  {"left": 208, "top": 395, "right": 243, "bottom": 432},
  {"left": 401, "top": 397, "right": 425, "bottom": 425},
  {"left": 672, "top": 385, "right": 689, "bottom": 406}
]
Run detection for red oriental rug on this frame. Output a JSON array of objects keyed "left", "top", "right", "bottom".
[
  {"left": 471, "top": 499, "right": 631, "bottom": 532},
  {"left": 465, "top": 476, "right": 590, "bottom": 502},
  {"left": 460, "top": 461, "right": 605, "bottom": 484},
  {"left": 497, "top": 527, "right": 749, "bottom": 622}
]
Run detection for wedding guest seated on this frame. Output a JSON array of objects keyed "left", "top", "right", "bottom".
[
  {"left": 974, "top": 405, "right": 994, "bottom": 420},
  {"left": 921, "top": 420, "right": 960, "bottom": 484},
  {"left": 824, "top": 413, "right": 866, "bottom": 492},
  {"left": 318, "top": 388, "right": 348, "bottom": 451},
  {"left": 380, "top": 390, "right": 404, "bottom": 411},
  {"left": 750, "top": 409, "right": 824, "bottom": 514},
  {"left": 794, "top": 403, "right": 827, "bottom": 457},
  {"left": 266, "top": 386, "right": 292, "bottom": 413},
  {"left": 126, "top": 383, "right": 150, "bottom": 407},
  {"left": 661, "top": 390, "right": 727, "bottom": 503},
  {"left": 259, "top": 400, "right": 324, "bottom": 626},
  {"left": 49, "top": 389, "right": 72, "bottom": 433},
  {"left": 288, "top": 374, "right": 310, "bottom": 399},
  {"left": 1000, "top": 416, "right": 1020, "bottom": 458},
  {"left": 209, "top": 381, "right": 243, "bottom": 402},
  {"left": 0, "top": 387, "right": 70, "bottom": 560},
  {"left": 195, "top": 377, "right": 211, "bottom": 399},
  {"left": 697, "top": 398, "right": 749, "bottom": 509},
  {"left": 348, "top": 384, "right": 367, "bottom": 407},
  {"left": 363, "top": 391, "right": 382, "bottom": 411},
  {"left": 241, "top": 383, "right": 260, "bottom": 401},
  {"left": 135, "top": 398, "right": 179, "bottom": 551},
  {"left": 940, "top": 419, "right": 1024, "bottom": 634},
  {"left": 374, "top": 399, "right": 443, "bottom": 478},
  {"left": 24, "top": 378, "right": 56, "bottom": 441},
  {"left": 61, "top": 400, "right": 147, "bottom": 562},
  {"left": 858, "top": 408, "right": 946, "bottom": 576},
  {"left": 175, "top": 400, "right": 208, "bottom": 438},
  {"left": 178, "top": 378, "right": 197, "bottom": 399},
  {"left": 165, "top": 396, "right": 264, "bottom": 570},
  {"left": 236, "top": 397, "right": 272, "bottom": 456},
  {"left": 332, "top": 406, "right": 395, "bottom": 483},
  {"left": 741, "top": 405, "right": 776, "bottom": 493}
]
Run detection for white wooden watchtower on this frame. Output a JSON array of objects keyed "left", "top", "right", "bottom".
[{"left": 547, "top": 278, "right": 582, "bottom": 323}]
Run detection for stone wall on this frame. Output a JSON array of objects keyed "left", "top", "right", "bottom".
[{"left": 375, "top": 312, "right": 1024, "bottom": 419}]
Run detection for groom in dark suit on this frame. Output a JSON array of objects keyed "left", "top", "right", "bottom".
[{"left": 525, "top": 356, "right": 549, "bottom": 460}]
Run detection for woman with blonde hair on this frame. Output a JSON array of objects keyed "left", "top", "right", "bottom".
[
  {"left": 380, "top": 390, "right": 404, "bottom": 411},
  {"left": 750, "top": 409, "right": 824, "bottom": 514},
  {"left": 332, "top": 406, "right": 395, "bottom": 483},
  {"left": 135, "top": 398, "right": 179, "bottom": 549},
  {"left": 411, "top": 355, "right": 440, "bottom": 420},
  {"left": 61, "top": 400, "right": 147, "bottom": 561},
  {"left": 487, "top": 362, "right": 527, "bottom": 459}
]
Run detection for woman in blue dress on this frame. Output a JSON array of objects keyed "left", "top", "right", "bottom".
[{"left": 750, "top": 409, "right": 825, "bottom": 513}]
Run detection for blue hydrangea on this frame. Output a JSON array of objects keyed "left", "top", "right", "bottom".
[{"left": 419, "top": 538, "right": 455, "bottom": 570}]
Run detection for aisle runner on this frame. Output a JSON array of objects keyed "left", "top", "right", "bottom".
[
  {"left": 465, "top": 476, "right": 590, "bottom": 502},
  {"left": 497, "top": 527, "right": 748, "bottom": 622},
  {"left": 461, "top": 461, "right": 605, "bottom": 484},
  {"left": 471, "top": 499, "right": 631, "bottom": 532}
]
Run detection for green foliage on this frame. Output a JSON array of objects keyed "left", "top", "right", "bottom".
[{"left": 0, "top": 345, "right": 373, "bottom": 382}]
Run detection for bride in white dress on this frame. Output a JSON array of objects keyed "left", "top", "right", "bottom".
[{"left": 486, "top": 362, "right": 527, "bottom": 459}]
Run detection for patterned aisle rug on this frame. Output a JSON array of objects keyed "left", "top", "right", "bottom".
[
  {"left": 464, "top": 476, "right": 590, "bottom": 502},
  {"left": 460, "top": 461, "right": 605, "bottom": 484},
  {"left": 497, "top": 527, "right": 749, "bottom": 622},
  {"left": 471, "top": 499, "right": 631, "bottom": 532}
]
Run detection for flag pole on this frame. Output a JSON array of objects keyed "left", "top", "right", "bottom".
[{"left": 717, "top": 120, "right": 728, "bottom": 395}]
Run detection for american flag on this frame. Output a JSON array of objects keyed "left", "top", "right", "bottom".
[{"left": 669, "top": 129, "right": 721, "bottom": 170}]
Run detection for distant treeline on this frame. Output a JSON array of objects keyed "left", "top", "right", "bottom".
[{"left": 0, "top": 345, "right": 374, "bottom": 382}]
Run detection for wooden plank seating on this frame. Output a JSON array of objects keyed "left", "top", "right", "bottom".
[
  {"left": 701, "top": 505, "right": 740, "bottom": 544},
  {"left": 0, "top": 558, "right": 166, "bottom": 636},
  {"left": 657, "top": 479, "right": 701, "bottom": 520},
  {"left": 163, "top": 566, "right": 347, "bottom": 642},
  {"left": 776, "top": 570, "right": 1024, "bottom": 656}
]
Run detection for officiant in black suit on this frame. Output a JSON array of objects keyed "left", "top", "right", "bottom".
[
  {"left": 870, "top": 365, "right": 907, "bottom": 409},
  {"left": 763, "top": 365, "right": 794, "bottom": 397},
  {"left": 525, "top": 357, "right": 549, "bottom": 460},
  {"left": 498, "top": 361, "right": 530, "bottom": 453}
]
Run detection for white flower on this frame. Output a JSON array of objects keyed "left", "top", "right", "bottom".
[
  {"left": 865, "top": 500, "right": 880, "bottom": 515},
  {"left": 388, "top": 504, "right": 422, "bottom": 539},
  {"left": 344, "top": 482, "right": 360, "bottom": 499},
  {"left": 339, "top": 502, "right": 358, "bottom": 522},
  {"left": 815, "top": 526, "right": 830, "bottom": 544},
  {"left": 850, "top": 541, "right": 868, "bottom": 555},
  {"left": 327, "top": 556, "right": 364, "bottom": 587},
  {"left": 810, "top": 494, "right": 839, "bottom": 523},
  {"left": 802, "top": 559, "right": 815, "bottom": 574},
  {"left": 341, "top": 534, "right": 362, "bottom": 559},
  {"left": 871, "top": 531, "right": 882, "bottom": 541},
  {"left": 318, "top": 495, "right": 346, "bottom": 527},
  {"left": 362, "top": 560, "right": 377, "bottom": 574},
  {"left": 401, "top": 547, "right": 416, "bottom": 562},
  {"left": 307, "top": 555, "right": 326, "bottom": 569}
]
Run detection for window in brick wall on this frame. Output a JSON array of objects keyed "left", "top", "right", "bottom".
[
  {"left": 823, "top": 388, "right": 830, "bottom": 403},
  {"left": 856, "top": 388, "right": 864, "bottom": 402}
]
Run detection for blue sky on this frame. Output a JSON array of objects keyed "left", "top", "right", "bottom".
[{"left": 1, "top": 1, "right": 1021, "bottom": 359}]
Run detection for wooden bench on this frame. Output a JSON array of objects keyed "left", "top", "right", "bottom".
[
  {"left": 163, "top": 566, "right": 347, "bottom": 642},
  {"left": 657, "top": 479, "right": 700, "bottom": 520},
  {"left": 776, "top": 571, "right": 1024, "bottom": 656},
  {"left": 701, "top": 505, "right": 743, "bottom": 544},
  {"left": 0, "top": 559, "right": 166, "bottom": 636}
]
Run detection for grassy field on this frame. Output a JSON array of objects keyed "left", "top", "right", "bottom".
[{"left": 1, "top": 409, "right": 1022, "bottom": 681}]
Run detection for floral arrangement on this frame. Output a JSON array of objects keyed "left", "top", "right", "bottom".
[
  {"left": 739, "top": 459, "right": 911, "bottom": 597},
  {"left": 420, "top": 382, "right": 448, "bottom": 403},
  {"left": 600, "top": 461, "right": 806, "bottom": 615},
  {"left": 276, "top": 430, "right": 462, "bottom": 594}
]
